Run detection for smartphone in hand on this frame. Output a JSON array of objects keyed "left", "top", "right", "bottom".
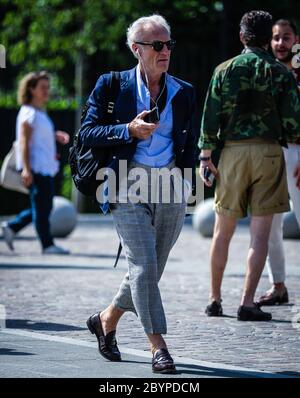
[
  {"left": 144, "top": 107, "right": 160, "bottom": 124},
  {"left": 204, "top": 166, "right": 215, "bottom": 184}
]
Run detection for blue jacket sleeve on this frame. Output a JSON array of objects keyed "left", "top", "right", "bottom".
[{"left": 79, "top": 74, "right": 132, "bottom": 147}]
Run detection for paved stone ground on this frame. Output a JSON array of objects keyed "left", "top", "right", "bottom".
[
  {"left": 0, "top": 214, "right": 300, "bottom": 377},
  {"left": 2, "top": 330, "right": 279, "bottom": 378}
]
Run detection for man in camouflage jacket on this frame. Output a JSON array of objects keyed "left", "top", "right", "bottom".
[{"left": 198, "top": 11, "right": 300, "bottom": 321}]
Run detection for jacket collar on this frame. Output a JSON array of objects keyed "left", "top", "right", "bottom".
[
  {"left": 120, "top": 65, "right": 184, "bottom": 93},
  {"left": 118, "top": 66, "right": 185, "bottom": 132},
  {"left": 242, "top": 46, "right": 270, "bottom": 57}
]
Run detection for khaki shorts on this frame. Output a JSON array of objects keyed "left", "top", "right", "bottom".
[{"left": 215, "top": 139, "right": 290, "bottom": 218}]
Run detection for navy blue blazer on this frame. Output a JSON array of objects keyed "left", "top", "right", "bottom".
[{"left": 79, "top": 67, "right": 198, "bottom": 195}]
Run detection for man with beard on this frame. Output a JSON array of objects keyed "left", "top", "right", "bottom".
[{"left": 258, "top": 19, "right": 300, "bottom": 306}]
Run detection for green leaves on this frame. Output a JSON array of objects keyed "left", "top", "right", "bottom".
[{"left": 0, "top": 0, "right": 224, "bottom": 107}]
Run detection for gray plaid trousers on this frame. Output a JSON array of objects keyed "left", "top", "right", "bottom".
[{"left": 111, "top": 161, "right": 187, "bottom": 334}]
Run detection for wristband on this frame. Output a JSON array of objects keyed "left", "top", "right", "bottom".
[{"left": 199, "top": 156, "right": 211, "bottom": 161}]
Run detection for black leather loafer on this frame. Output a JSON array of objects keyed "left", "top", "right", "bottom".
[
  {"left": 152, "top": 348, "right": 177, "bottom": 374},
  {"left": 205, "top": 300, "right": 223, "bottom": 316},
  {"left": 237, "top": 304, "right": 272, "bottom": 321},
  {"left": 86, "top": 312, "right": 121, "bottom": 361}
]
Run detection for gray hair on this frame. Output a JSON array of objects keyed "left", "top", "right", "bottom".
[{"left": 126, "top": 15, "right": 171, "bottom": 58}]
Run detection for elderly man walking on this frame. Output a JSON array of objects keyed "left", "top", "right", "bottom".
[
  {"left": 80, "top": 15, "right": 197, "bottom": 373},
  {"left": 198, "top": 11, "right": 300, "bottom": 321}
]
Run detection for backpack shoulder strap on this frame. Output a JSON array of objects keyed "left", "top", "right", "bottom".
[
  {"left": 113, "top": 242, "right": 122, "bottom": 268},
  {"left": 108, "top": 71, "right": 122, "bottom": 268},
  {"left": 106, "top": 71, "right": 121, "bottom": 119},
  {"left": 75, "top": 71, "right": 121, "bottom": 144}
]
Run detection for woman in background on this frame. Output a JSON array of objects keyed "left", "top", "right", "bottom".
[{"left": 1, "top": 71, "right": 70, "bottom": 254}]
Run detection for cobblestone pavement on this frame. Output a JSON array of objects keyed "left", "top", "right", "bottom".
[{"left": 0, "top": 215, "right": 300, "bottom": 376}]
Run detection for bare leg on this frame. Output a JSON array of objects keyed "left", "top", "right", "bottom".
[
  {"left": 147, "top": 334, "right": 167, "bottom": 353},
  {"left": 100, "top": 306, "right": 167, "bottom": 353},
  {"left": 241, "top": 215, "right": 273, "bottom": 307},
  {"left": 100, "top": 305, "right": 168, "bottom": 354},
  {"left": 209, "top": 213, "right": 237, "bottom": 302},
  {"left": 274, "top": 282, "right": 286, "bottom": 292},
  {"left": 100, "top": 304, "right": 125, "bottom": 334}
]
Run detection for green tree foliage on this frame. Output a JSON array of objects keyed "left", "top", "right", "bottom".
[
  {"left": 1, "top": 0, "right": 300, "bottom": 101},
  {"left": 0, "top": 0, "right": 223, "bottom": 97}
]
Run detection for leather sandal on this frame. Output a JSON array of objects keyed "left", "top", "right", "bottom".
[{"left": 258, "top": 287, "right": 289, "bottom": 306}]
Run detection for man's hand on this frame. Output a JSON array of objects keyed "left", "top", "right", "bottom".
[
  {"left": 199, "top": 159, "right": 218, "bottom": 187},
  {"left": 294, "top": 162, "right": 300, "bottom": 189},
  {"left": 56, "top": 130, "right": 70, "bottom": 145},
  {"left": 21, "top": 168, "right": 33, "bottom": 188},
  {"left": 128, "top": 110, "right": 158, "bottom": 140}
]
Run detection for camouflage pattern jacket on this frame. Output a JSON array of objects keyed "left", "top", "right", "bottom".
[{"left": 199, "top": 47, "right": 300, "bottom": 150}]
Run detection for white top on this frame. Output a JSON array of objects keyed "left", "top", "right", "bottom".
[{"left": 15, "top": 105, "right": 59, "bottom": 177}]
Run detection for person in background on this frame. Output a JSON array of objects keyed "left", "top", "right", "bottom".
[
  {"left": 1, "top": 71, "right": 70, "bottom": 255},
  {"left": 198, "top": 11, "right": 300, "bottom": 321},
  {"left": 259, "top": 19, "right": 300, "bottom": 306}
]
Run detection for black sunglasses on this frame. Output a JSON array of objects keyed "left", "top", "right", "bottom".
[{"left": 134, "top": 40, "right": 176, "bottom": 52}]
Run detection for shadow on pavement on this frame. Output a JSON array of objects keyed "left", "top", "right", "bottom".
[
  {"left": 6, "top": 319, "right": 86, "bottom": 332},
  {"left": 270, "top": 319, "right": 293, "bottom": 324},
  {"left": 276, "top": 371, "right": 300, "bottom": 377},
  {"left": 226, "top": 274, "right": 271, "bottom": 279},
  {"left": 0, "top": 264, "right": 123, "bottom": 271},
  {"left": 206, "top": 314, "right": 294, "bottom": 322},
  {"left": 0, "top": 348, "right": 35, "bottom": 356},
  {"left": 0, "top": 236, "right": 36, "bottom": 241},
  {"left": 109, "top": 358, "right": 260, "bottom": 378},
  {"left": 119, "top": 359, "right": 150, "bottom": 365},
  {"left": 270, "top": 303, "right": 294, "bottom": 307},
  {"left": 176, "top": 363, "right": 258, "bottom": 378},
  {"left": 69, "top": 253, "right": 125, "bottom": 260},
  {"left": 70, "top": 253, "right": 179, "bottom": 262}
]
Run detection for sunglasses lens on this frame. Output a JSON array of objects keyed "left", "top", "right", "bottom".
[
  {"left": 167, "top": 40, "right": 176, "bottom": 50},
  {"left": 151, "top": 40, "right": 176, "bottom": 51},
  {"left": 153, "top": 41, "right": 164, "bottom": 51}
]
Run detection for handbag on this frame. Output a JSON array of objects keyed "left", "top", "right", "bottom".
[{"left": 0, "top": 141, "right": 29, "bottom": 194}]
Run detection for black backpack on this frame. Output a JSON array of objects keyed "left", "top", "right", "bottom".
[{"left": 69, "top": 71, "right": 121, "bottom": 197}]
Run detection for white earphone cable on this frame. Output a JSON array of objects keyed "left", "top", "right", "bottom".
[{"left": 138, "top": 51, "right": 166, "bottom": 109}]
